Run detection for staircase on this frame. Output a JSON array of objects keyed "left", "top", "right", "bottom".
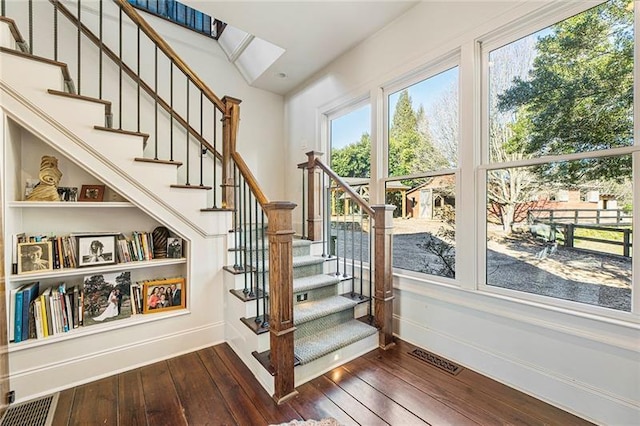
[
  {"left": 225, "top": 230, "right": 378, "bottom": 396},
  {"left": 1, "top": 2, "right": 393, "bottom": 403}
]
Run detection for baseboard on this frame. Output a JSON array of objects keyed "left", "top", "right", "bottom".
[
  {"left": 9, "top": 321, "right": 225, "bottom": 403},
  {"left": 395, "top": 316, "right": 639, "bottom": 425}
]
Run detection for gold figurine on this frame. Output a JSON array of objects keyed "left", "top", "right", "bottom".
[{"left": 26, "top": 155, "right": 63, "bottom": 201}]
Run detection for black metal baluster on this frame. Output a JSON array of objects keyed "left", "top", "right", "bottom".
[
  {"left": 334, "top": 186, "right": 340, "bottom": 277},
  {"left": 77, "top": 0, "right": 81, "bottom": 94},
  {"left": 351, "top": 203, "right": 355, "bottom": 294},
  {"left": 170, "top": 63, "right": 174, "bottom": 161},
  {"left": 261, "top": 209, "right": 269, "bottom": 329},
  {"left": 368, "top": 216, "right": 373, "bottom": 320},
  {"left": 342, "top": 197, "right": 348, "bottom": 278},
  {"left": 326, "top": 181, "right": 331, "bottom": 258},
  {"left": 321, "top": 172, "right": 326, "bottom": 257},
  {"left": 233, "top": 164, "right": 240, "bottom": 271},
  {"left": 301, "top": 167, "right": 306, "bottom": 239},
  {"left": 199, "top": 92, "right": 204, "bottom": 186},
  {"left": 185, "top": 79, "right": 190, "bottom": 185},
  {"left": 241, "top": 177, "right": 249, "bottom": 296},
  {"left": 28, "top": 0, "right": 32, "bottom": 53},
  {"left": 99, "top": 0, "right": 103, "bottom": 100},
  {"left": 136, "top": 27, "right": 140, "bottom": 132},
  {"left": 53, "top": 1, "right": 58, "bottom": 61},
  {"left": 1, "top": 0, "right": 5, "bottom": 17},
  {"left": 118, "top": 5, "right": 122, "bottom": 129},
  {"left": 359, "top": 209, "right": 364, "bottom": 299},
  {"left": 154, "top": 46, "right": 158, "bottom": 158},
  {"left": 212, "top": 108, "right": 218, "bottom": 208}
]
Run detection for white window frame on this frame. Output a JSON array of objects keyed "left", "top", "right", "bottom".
[
  {"left": 381, "top": 52, "right": 461, "bottom": 284},
  {"left": 325, "top": 96, "right": 372, "bottom": 177},
  {"left": 477, "top": 0, "right": 639, "bottom": 321}
]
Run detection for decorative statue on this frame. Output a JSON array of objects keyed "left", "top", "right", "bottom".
[
  {"left": 26, "top": 155, "right": 63, "bottom": 201},
  {"left": 152, "top": 226, "right": 170, "bottom": 258}
]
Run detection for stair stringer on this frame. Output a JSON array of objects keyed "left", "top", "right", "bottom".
[{"left": 0, "top": 52, "right": 228, "bottom": 237}]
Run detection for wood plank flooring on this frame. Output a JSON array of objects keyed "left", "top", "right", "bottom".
[{"left": 51, "top": 339, "right": 592, "bottom": 425}]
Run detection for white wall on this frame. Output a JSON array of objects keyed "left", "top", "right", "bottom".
[
  {"left": 0, "top": 0, "right": 285, "bottom": 402},
  {"left": 284, "top": 1, "right": 640, "bottom": 424}
]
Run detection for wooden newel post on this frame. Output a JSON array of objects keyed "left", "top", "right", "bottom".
[
  {"left": 221, "top": 96, "right": 242, "bottom": 210},
  {"left": 372, "top": 204, "right": 395, "bottom": 349},
  {"left": 264, "top": 201, "right": 298, "bottom": 404},
  {"left": 305, "top": 151, "right": 324, "bottom": 241}
]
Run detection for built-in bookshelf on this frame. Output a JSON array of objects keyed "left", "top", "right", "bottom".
[{"left": 4, "top": 118, "right": 189, "bottom": 350}]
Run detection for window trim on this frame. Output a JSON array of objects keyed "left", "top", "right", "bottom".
[{"left": 477, "top": 0, "right": 638, "bottom": 319}]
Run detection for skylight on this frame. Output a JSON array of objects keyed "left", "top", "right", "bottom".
[{"left": 129, "top": 0, "right": 285, "bottom": 86}]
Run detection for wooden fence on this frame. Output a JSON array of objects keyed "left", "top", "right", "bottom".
[{"left": 528, "top": 208, "right": 631, "bottom": 225}]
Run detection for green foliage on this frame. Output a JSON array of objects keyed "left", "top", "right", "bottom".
[
  {"left": 331, "top": 133, "right": 371, "bottom": 178},
  {"left": 389, "top": 90, "right": 448, "bottom": 177},
  {"left": 498, "top": 0, "right": 633, "bottom": 184}
]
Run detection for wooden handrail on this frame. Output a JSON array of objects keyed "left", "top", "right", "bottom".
[
  {"left": 52, "top": 0, "right": 221, "bottom": 161},
  {"left": 0, "top": 16, "right": 25, "bottom": 44},
  {"left": 314, "top": 158, "right": 374, "bottom": 216},
  {"left": 114, "top": 0, "right": 226, "bottom": 112},
  {"left": 231, "top": 152, "right": 269, "bottom": 207}
]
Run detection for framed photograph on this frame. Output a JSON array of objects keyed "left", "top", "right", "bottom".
[
  {"left": 77, "top": 235, "right": 117, "bottom": 267},
  {"left": 18, "top": 241, "right": 53, "bottom": 274},
  {"left": 83, "top": 272, "right": 131, "bottom": 327},
  {"left": 142, "top": 277, "right": 186, "bottom": 314},
  {"left": 167, "top": 237, "right": 183, "bottom": 258},
  {"left": 57, "top": 186, "right": 78, "bottom": 202},
  {"left": 78, "top": 184, "right": 105, "bottom": 202}
]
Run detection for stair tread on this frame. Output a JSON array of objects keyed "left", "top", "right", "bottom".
[
  {"left": 293, "top": 274, "right": 340, "bottom": 293},
  {"left": 294, "top": 319, "right": 378, "bottom": 364},
  {"left": 294, "top": 295, "right": 357, "bottom": 325},
  {"left": 235, "top": 238, "right": 311, "bottom": 252}
]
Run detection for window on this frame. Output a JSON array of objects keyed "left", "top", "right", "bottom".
[
  {"left": 330, "top": 103, "right": 371, "bottom": 180},
  {"left": 483, "top": 0, "right": 635, "bottom": 312},
  {"left": 128, "top": 0, "right": 222, "bottom": 39},
  {"left": 385, "top": 66, "right": 459, "bottom": 279}
]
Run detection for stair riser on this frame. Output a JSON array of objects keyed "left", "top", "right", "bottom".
[
  {"left": 294, "top": 333, "right": 378, "bottom": 388},
  {"left": 295, "top": 309, "right": 355, "bottom": 340},
  {"left": 294, "top": 285, "right": 337, "bottom": 305}
]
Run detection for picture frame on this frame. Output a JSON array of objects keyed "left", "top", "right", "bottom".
[
  {"left": 167, "top": 237, "right": 183, "bottom": 258},
  {"left": 17, "top": 241, "right": 53, "bottom": 274},
  {"left": 83, "top": 272, "right": 132, "bottom": 327},
  {"left": 57, "top": 186, "right": 78, "bottom": 202},
  {"left": 78, "top": 184, "right": 105, "bottom": 202},
  {"left": 142, "top": 277, "right": 186, "bottom": 314},
  {"left": 77, "top": 234, "right": 117, "bottom": 267}
]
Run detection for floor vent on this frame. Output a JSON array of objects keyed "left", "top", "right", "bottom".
[
  {"left": 409, "top": 348, "right": 463, "bottom": 376},
  {"left": 0, "top": 393, "right": 59, "bottom": 426}
]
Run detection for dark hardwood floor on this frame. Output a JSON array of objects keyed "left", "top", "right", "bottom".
[{"left": 51, "top": 339, "right": 592, "bottom": 425}]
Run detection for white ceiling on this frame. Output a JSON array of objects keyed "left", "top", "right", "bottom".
[{"left": 182, "top": 1, "right": 419, "bottom": 95}]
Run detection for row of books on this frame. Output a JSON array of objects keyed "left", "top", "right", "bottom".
[
  {"left": 12, "top": 233, "right": 78, "bottom": 273},
  {"left": 9, "top": 282, "right": 82, "bottom": 343},
  {"left": 116, "top": 232, "right": 154, "bottom": 263}
]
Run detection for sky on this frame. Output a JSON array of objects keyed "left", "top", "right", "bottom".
[{"left": 331, "top": 67, "right": 459, "bottom": 150}]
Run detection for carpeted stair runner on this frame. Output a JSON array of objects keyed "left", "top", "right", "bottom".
[
  {"left": 294, "top": 319, "right": 377, "bottom": 364},
  {"left": 238, "top": 231, "right": 377, "bottom": 367}
]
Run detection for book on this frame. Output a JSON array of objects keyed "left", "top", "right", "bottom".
[
  {"left": 43, "top": 287, "right": 54, "bottom": 335},
  {"left": 11, "top": 233, "right": 26, "bottom": 274},
  {"left": 9, "top": 286, "right": 21, "bottom": 342},
  {"left": 20, "top": 282, "right": 39, "bottom": 341},
  {"left": 14, "top": 285, "right": 24, "bottom": 342},
  {"left": 39, "top": 291, "right": 49, "bottom": 338},
  {"left": 58, "top": 284, "right": 69, "bottom": 333},
  {"left": 34, "top": 299, "right": 43, "bottom": 339}
]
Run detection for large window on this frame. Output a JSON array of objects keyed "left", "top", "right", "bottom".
[
  {"left": 385, "top": 66, "right": 459, "bottom": 278},
  {"left": 483, "top": 0, "right": 634, "bottom": 311}
]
